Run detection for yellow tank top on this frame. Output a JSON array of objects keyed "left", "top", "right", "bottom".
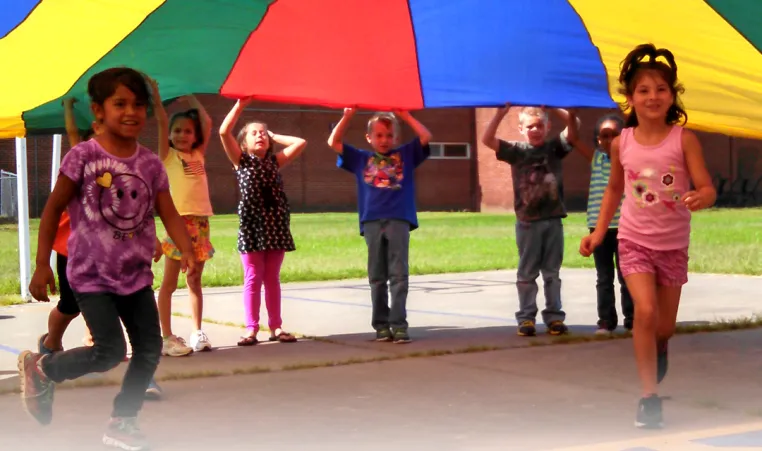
[{"left": 162, "top": 147, "right": 213, "bottom": 217}]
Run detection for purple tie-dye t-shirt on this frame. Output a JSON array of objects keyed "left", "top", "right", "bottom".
[{"left": 59, "top": 139, "right": 169, "bottom": 295}]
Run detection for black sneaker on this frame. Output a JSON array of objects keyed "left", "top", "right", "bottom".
[
  {"left": 375, "top": 328, "right": 393, "bottom": 342},
  {"left": 103, "top": 417, "right": 149, "bottom": 450},
  {"left": 17, "top": 351, "right": 55, "bottom": 425},
  {"left": 624, "top": 318, "right": 634, "bottom": 331},
  {"left": 392, "top": 329, "right": 411, "bottom": 344},
  {"left": 517, "top": 321, "right": 536, "bottom": 337},
  {"left": 657, "top": 340, "right": 669, "bottom": 384},
  {"left": 548, "top": 320, "right": 569, "bottom": 336},
  {"left": 635, "top": 395, "right": 663, "bottom": 429}
]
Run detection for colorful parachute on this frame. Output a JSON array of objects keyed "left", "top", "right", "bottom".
[{"left": 2, "top": 0, "right": 762, "bottom": 139}]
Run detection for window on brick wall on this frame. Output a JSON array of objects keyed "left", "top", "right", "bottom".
[{"left": 428, "top": 142, "right": 470, "bottom": 160}]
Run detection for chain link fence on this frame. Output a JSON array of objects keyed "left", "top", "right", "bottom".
[{"left": 0, "top": 170, "right": 18, "bottom": 222}]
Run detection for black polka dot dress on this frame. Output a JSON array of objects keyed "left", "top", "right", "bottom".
[{"left": 235, "top": 150, "right": 295, "bottom": 254}]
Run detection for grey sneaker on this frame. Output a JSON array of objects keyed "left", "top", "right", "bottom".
[
  {"left": 635, "top": 395, "right": 663, "bottom": 429},
  {"left": 103, "top": 417, "right": 149, "bottom": 450},
  {"left": 392, "top": 329, "right": 411, "bottom": 344},
  {"left": 375, "top": 328, "right": 393, "bottom": 342},
  {"left": 17, "top": 351, "right": 55, "bottom": 425},
  {"left": 37, "top": 333, "right": 56, "bottom": 355},
  {"left": 145, "top": 378, "right": 162, "bottom": 400}
]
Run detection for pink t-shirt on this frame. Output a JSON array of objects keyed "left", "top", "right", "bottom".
[
  {"left": 60, "top": 139, "right": 169, "bottom": 295},
  {"left": 618, "top": 126, "right": 691, "bottom": 251}
]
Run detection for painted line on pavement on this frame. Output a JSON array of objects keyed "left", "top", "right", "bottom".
[{"left": 282, "top": 294, "right": 515, "bottom": 324}]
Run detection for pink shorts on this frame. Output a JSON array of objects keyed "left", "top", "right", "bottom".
[{"left": 618, "top": 239, "right": 689, "bottom": 287}]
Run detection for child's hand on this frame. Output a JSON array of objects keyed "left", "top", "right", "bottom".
[
  {"left": 579, "top": 232, "right": 603, "bottom": 257},
  {"left": 180, "top": 251, "right": 197, "bottom": 276},
  {"left": 153, "top": 239, "right": 163, "bottom": 263},
  {"left": 681, "top": 190, "right": 709, "bottom": 211},
  {"left": 236, "top": 97, "right": 253, "bottom": 109},
  {"left": 343, "top": 107, "right": 356, "bottom": 117},
  {"left": 62, "top": 98, "right": 77, "bottom": 107},
  {"left": 29, "top": 265, "right": 57, "bottom": 302}
]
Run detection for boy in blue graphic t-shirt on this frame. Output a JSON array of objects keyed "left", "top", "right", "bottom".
[{"left": 327, "top": 107, "right": 432, "bottom": 344}]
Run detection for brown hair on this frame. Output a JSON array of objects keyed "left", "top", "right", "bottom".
[
  {"left": 236, "top": 121, "right": 272, "bottom": 153},
  {"left": 366, "top": 112, "right": 400, "bottom": 136},
  {"left": 169, "top": 109, "right": 203, "bottom": 149},
  {"left": 617, "top": 43, "right": 687, "bottom": 127}
]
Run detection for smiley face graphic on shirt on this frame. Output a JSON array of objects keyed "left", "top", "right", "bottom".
[{"left": 96, "top": 171, "right": 151, "bottom": 231}]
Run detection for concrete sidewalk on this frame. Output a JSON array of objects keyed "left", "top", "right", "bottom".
[
  {"left": 0, "top": 329, "right": 761, "bottom": 450},
  {"left": 1, "top": 269, "right": 761, "bottom": 450}
]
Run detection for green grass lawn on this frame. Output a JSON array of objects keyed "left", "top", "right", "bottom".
[{"left": 1, "top": 209, "right": 761, "bottom": 298}]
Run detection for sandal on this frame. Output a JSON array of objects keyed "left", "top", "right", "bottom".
[
  {"left": 269, "top": 331, "right": 297, "bottom": 343},
  {"left": 237, "top": 335, "right": 259, "bottom": 346}
]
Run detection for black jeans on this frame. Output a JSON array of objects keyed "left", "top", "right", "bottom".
[
  {"left": 41, "top": 286, "right": 162, "bottom": 418},
  {"left": 591, "top": 228, "right": 634, "bottom": 330}
]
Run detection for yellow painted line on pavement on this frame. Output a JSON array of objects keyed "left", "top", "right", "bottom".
[{"left": 548, "top": 421, "right": 762, "bottom": 451}]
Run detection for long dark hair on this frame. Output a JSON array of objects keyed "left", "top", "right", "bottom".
[{"left": 617, "top": 43, "right": 687, "bottom": 127}]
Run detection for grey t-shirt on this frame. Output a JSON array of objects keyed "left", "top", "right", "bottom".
[{"left": 496, "top": 135, "right": 573, "bottom": 223}]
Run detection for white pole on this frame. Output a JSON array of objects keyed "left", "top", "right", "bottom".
[
  {"left": 49, "top": 134, "right": 62, "bottom": 269},
  {"left": 15, "top": 137, "right": 31, "bottom": 301}
]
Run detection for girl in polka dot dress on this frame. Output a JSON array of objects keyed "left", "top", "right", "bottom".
[{"left": 219, "top": 98, "right": 307, "bottom": 346}]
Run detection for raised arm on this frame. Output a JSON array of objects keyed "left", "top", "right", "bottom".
[
  {"left": 273, "top": 133, "right": 307, "bottom": 168},
  {"left": 481, "top": 104, "right": 510, "bottom": 151},
  {"left": 327, "top": 107, "right": 355, "bottom": 153},
  {"left": 573, "top": 140, "right": 595, "bottom": 162},
  {"left": 394, "top": 110, "right": 432, "bottom": 146},
  {"left": 145, "top": 76, "right": 169, "bottom": 161},
  {"left": 184, "top": 95, "right": 213, "bottom": 155},
  {"left": 219, "top": 98, "right": 250, "bottom": 167},
  {"left": 63, "top": 98, "right": 81, "bottom": 148},
  {"left": 553, "top": 108, "right": 582, "bottom": 145}
]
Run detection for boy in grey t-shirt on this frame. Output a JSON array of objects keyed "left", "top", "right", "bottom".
[{"left": 482, "top": 104, "right": 580, "bottom": 337}]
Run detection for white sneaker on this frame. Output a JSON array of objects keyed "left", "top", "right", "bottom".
[
  {"left": 190, "top": 330, "right": 212, "bottom": 352},
  {"left": 161, "top": 335, "right": 193, "bottom": 357}
]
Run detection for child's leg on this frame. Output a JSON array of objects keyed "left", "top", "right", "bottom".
[
  {"left": 187, "top": 262, "right": 206, "bottom": 332},
  {"left": 539, "top": 218, "right": 566, "bottom": 332},
  {"left": 618, "top": 238, "right": 663, "bottom": 428},
  {"left": 625, "top": 273, "right": 659, "bottom": 395},
  {"left": 157, "top": 258, "right": 181, "bottom": 338},
  {"left": 263, "top": 250, "right": 292, "bottom": 340},
  {"left": 186, "top": 216, "right": 214, "bottom": 351},
  {"left": 363, "top": 220, "right": 391, "bottom": 333},
  {"left": 613, "top": 230, "right": 635, "bottom": 330},
  {"left": 240, "top": 252, "right": 266, "bottom": 337},
  {"left": 592, "top": 228, "right": 618, "bottom": 331},
  {"left": 42, "top": 254, "right": 79, "bottom": 352},
  {"left": 42, "top": 292, "right": 128, "bottom": 380},
  {"left": 385, "top": 219, "right": 410, "bottom": 334},
  {"left": 514, "top": 221, "right": 542, "bottom": 335},
  {"left": 156, "top": 257, "right": 192, "bottom": 357},
  {"left": 652, "top": 246, "right": 688, "bottom": 384},
  {"left": 113, "top": 286, "right": 162, "bottom": 419}
]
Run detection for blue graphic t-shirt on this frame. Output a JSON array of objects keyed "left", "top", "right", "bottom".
[{"left": 337, "top": 137, "right": 430, "bottom": 235}]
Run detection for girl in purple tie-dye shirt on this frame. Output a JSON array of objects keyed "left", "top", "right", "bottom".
[{"left": 20, "top": 67, "right": 194, "bottom": 451}]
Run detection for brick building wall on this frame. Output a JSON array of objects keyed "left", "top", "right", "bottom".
[
  {"left": 474, "top": 107, "right": 762, "bottom": 212},
  {"left": 2, "top": 98, "right": 761, "bottom": 218},
  {"left": 0, "top": 95, "right": 476, "bottom": 217}
]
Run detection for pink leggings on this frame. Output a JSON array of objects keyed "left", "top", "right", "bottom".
[{"left": 241, "top": 250, "right": 285, "bottom": 333}]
